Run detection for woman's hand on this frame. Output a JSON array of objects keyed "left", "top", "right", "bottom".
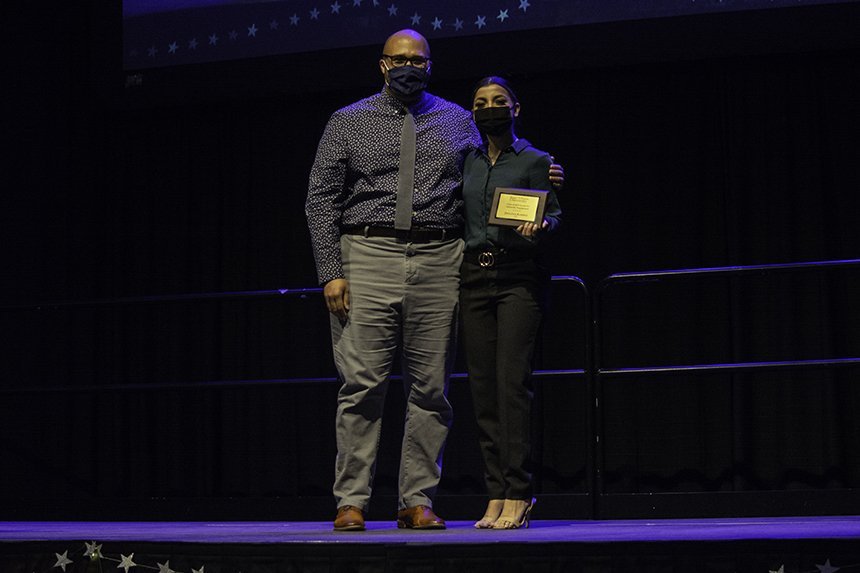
[{"left": 516, "top": 219, "right": 549, "bottom": 238}]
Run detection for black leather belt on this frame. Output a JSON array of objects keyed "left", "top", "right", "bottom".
[
  {"left": 463, "top": 249, "right": 532, "bottom": 268},
  {"left": 344, "top": 225, "right": 461, "bottom": 243}
]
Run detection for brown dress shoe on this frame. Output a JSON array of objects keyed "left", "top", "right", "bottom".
[
  {"left": 334, "top": 505, "right": 365, "bottom": 531},
  {"left": 396, "top": 505, "right": 446, "bottom": 529}
]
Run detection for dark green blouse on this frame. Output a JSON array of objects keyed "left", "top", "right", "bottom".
[{"left": 462, "top": 138, "right": 562, "bottom": 253}]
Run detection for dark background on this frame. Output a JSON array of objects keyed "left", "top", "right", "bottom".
[{"left": 3, "top": 2, "right": 860, "bottom": 520}]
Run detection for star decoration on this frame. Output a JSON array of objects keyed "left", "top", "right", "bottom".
[
  {"left": 816, "top": 560, "right": 840, "bottom": 573},
  {"left": 388, "top": 4, "right": 397, "bottom": 16},
  {"left": 475, "top": 15, "right": 486, "bottom": 29},
  {"left": 290, "top": 13, "right": 300, "bottom": 25},
  {"left": 769, "top": 567, "right": 784, "bottom": 573},
  {"left": 168, "top": 41, "right": 178, "bottom": 54},
  {"left": 453, "top": 17, "right": 464, "bottom": 30},
  {"left": 192, "top": 567, "right": 205, "bottom": 573},
  {"left": 410, "top": 12, "right": 421, "bottom": 25},
  {"left": 147, "top": 46, "right": 158, "bottom": 57},
  {"left": 247, "top": 23, "right": 258, "bottom": 37},
  {"left": 229, "top": 30, "right": 238, "bottom": 40},
  {"left": 208, "top": 33, "right": 218, "bottom": 45},
  {"left": 310, "top": 7, "right": 320, "bottom": 19},
  {"left": 519, "top": 0, "right": 531, "bottom": 11},
  {"left": 188, "top": 38, "right": 198, "bottom": 49},
  {"left": 84, "top": 541, "right": 103, "bottom": 559},
  {"left": 331, "top": 1, "right": 341, "bottom": 14},
  {"left": 373, "top": 0, "right": 380, "bottom": 5},
  {"left": 118, "top": 553, "right": 137, "bottom": 572},
  {"left": 497, "top": 9, "right": 509, "bottom": 22},
  {"left": 157, "top": 561, "right": 177, "bottom": 573},
  {"left": 53, "top": 550, "right": 73, "bottom": 572},
  {"left": 353, "top": 0, "right": 362, "bottom": 5},
  {"left": 431, "top": 17, "right": 442, "bottom": 30},
  {"left": 269, "top": 19, "right": 279, "bottom": 29}
]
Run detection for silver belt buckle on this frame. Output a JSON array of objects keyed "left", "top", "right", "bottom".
[{"left": 478, "top": 251, "right": 495, "bottom": 268}]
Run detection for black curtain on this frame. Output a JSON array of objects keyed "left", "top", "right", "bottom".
[{"left": 3, "top": 4, "right": 859, "bottom": 518}]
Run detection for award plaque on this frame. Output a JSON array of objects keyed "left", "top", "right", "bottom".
[{"left": 488, "top": 187, "right": 548, "bottom": 227}]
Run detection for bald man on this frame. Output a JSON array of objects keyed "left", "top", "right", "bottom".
[{"left": 307, "top": 30, "right": 562, "bottom": 531}]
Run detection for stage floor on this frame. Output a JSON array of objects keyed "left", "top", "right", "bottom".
[
  {"left": 3, "top": 517, "right": 860, "bottom": 573},
  {"left": 3, "top": 516, "right": 860, "bottom": 543}
]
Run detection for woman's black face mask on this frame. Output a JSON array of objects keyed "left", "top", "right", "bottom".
[{"left": 474, "top": 106, "right": 513, "bottom": 136}]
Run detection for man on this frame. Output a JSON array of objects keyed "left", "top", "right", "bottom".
[{"left": 306, "top": 29, "right": 561, "bottom": 531}]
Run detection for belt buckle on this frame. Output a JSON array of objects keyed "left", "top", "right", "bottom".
[{"left": 478, "top": 251, "right": 495, "bottom": 268}]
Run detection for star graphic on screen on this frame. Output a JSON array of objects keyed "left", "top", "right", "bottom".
[
  {"left": 118, "top": 553, "right": 137, "bottom": 573},
  {"left": 353, "top": 0, "right": 362, "bottom": 6},
  {"left": 188, "top": 38, "right": 198, "bottom": 49},
  {"left": 208, "top": 33, "right": 218, "bottom": 45},
  {"left": 769, "top": 567, "right": 784, "bottom": 573},
  {"left": 331, "top": 1, "right": 341, "bottom": 14},
  {"left": 269, "top": 19, "right": 279, "bottom": 29},
  {"left": 229, "top": 29, "right": 238, "bottom": 40},
  {"left": 475, "top": 15, "right": 486, "bottom": 29},
  {"left": 157, "top": 561, "right": 177, "bottom": 573},
  {"left": 452, "top": 17, "right": 464, "bottom": 30},
  {"left": 388, "top": 4, "right": 398, "bottom": 16},
  {"left": 519, "top": 0, "right": 531, "bottom": 11},
  {"left": 168, "top": 41, "right": 178, "bottom": 54},
  {"left": 373, "top": 0, "right": 380, "bottom": 5},
  {"left": 147, "top": 45, "right": 158, "bottom": 57},
  {"left": 411, "top": 12, "right": 421, "bottom": 25},
  {"left": 84, "top": 541, "right": 103, "bottom": 559},
  {"left": 54, "top": 551, "right": 73, "bottom": 572},
  {"left": 247, "top": 23, "right": 258, "bottom": 37},
  {"left": 431, "top": 17, "right": 442, "bottom": 30},
  {"left": 816, "top": 560, "right": 841, "bottom": 573},
  {"left": 192, "top": 566, "right": 205, "bottom": 573},
  {"left": 497, "top": 9, "right": 509, "bottom": 22},
  {"left": 290, "top": 13, "right": 300, "bottom": 25},
  {"left": 310, "top": 7, "right": 320, "bottom": 19}
]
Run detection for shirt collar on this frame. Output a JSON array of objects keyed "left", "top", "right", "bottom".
[
  {"left": 477, "top": 138, "right": 531, "bottom": 156},
  {"left": 378, "top": 87, "right": 433, "bottom": 115}
]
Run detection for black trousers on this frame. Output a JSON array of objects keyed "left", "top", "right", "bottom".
[{"left": 459, "top": 258, "right": 548, "bottom": 500}]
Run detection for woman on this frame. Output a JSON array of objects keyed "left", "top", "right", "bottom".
[{"left": 460, "top": 76, "right": 562, "bottom": 529}]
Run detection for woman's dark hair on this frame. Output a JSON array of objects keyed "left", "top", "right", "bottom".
[{"left": 470, "top": 75, "right": 519, "bottom": 107}]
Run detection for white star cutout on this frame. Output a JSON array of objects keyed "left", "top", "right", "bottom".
[
  {"left": 353, "top": 0, "right": 362, "bottom": 5},
  {"left": 192, "top": 567, "right": 205, "bottom": 573},
  {"left": 84, "top": 542, "right": 103, "bottom": 559},
  {"left": 769, "top": 567, "right": 784, "bottom": 573},
  {"left": 157, "top": 561, "right": 176, "bottom": 573},
  {"left": 208, "top": 33, "right": 218, "bottom": 45},
  {"left": 310, "top": 7, "right": 320, "bottom": 19},
  {"left": 188, "top": 38, "right": 198, "bottom": 49},
  {"left": 388, "top": 4, "right": 397, "bottom": 16},
  {"left": 497, "top": 9, "right": 509, "bottom": 22},
  {"left": 168, "top": 41, "right": 178, "bottom": 54},
  {"left": 290, "top": 13, "right": 300, "bottom": 25},
  {"left": 247, "top": 23, "right": 258, "bottom": 37},
  {"left": 816, "top": 560, "right": 840, "bottom": 573},
  {"left": 269, "top": 19, "right": 279, "bottom": 29},
  {"left": 410, "top": 12, "right": 421, "bottom": 25},
  {"left": 475, "top": 15, "right": 486, "bottom": 29},
  {"left": 54, "top": 550, "right": 73, "bottom": 572},
  {"left": 431, "top": 17, "right": 442, "bottom": 30},
  {"left": 229, "top": 30, "right": 238, "bottom": 40},
  {"left": 373, "top": 0, "right": 380, "bottom": 5},
  {"left": 118, "top": 553, "right": 137, "bottom": 572},
  {"left": 519, "top": 0, "right": 530, "bottom": 11},
  {"left": 147, "top": 46, "right": 158, "bottom": 57},
  {"left": 453, "top": 17, "right": 464, "bottom": 30},
  {"left": 331, "top": 1, "right": 341, "bottom": 14}
]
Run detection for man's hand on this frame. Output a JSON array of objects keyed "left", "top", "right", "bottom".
[
  {"left": 549, "top": 155, "right": 565, "bottom": 192},
  {"left": 324, "top": 278, "right": 350, "bottom": 321}
]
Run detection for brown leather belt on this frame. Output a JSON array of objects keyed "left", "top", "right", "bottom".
[
  {"left": 343, "top": 225, "right": 461, "bottom": 243},
  {"left": 463, "top": 249, "right": 532, "bottom": 268}
]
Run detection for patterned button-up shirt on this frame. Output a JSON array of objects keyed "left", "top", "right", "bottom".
[{"left": 306, "top": 88, "right": 481, "bottom": 285}]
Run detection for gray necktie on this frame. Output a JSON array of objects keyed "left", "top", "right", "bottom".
[{"left": 394, "top": 111, "right": 416, "bottom": 231}]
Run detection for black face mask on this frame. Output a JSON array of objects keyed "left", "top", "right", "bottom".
[
  {"left": 474, "top": 106, "right": 514, "bottom": 136},
  {"left": 386, "top": 65, "right": 429, "bottom": 100}
]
